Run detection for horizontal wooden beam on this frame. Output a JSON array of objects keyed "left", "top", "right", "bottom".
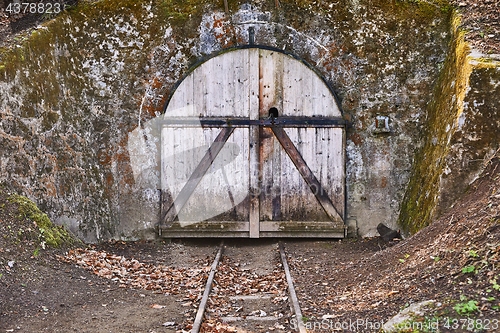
[
  {"left": 160, "top": 221, "right": 250, "bottom": 232},
  {"left": 158, "top": 221, "right": 346, "bottom": 238},
  {"left": 259, "top": 231, "right": 345, "bottom": 238},
  {"left": 161, "top": 116, "right": 347, "bottom": 128},
  {"left": 259, "top": 221, "right": 345, "bottom": 232}
]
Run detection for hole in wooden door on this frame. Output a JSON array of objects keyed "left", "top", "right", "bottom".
[{"left": 268, "top": 107, "right": 279, "bottom": 118}]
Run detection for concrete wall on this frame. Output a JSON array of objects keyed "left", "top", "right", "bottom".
[
  {"left": 0, "top": 0, "right": 453, "bottom": 241},
  {"left": 438, "top": 60, "right": 500, "bottom": 217},
  {"left": 398, "top": 12, "right": 500, "bottom": 234}
]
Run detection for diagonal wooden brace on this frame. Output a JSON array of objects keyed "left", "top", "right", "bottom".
[
  {"left": 161, "top": 127, "right": 235, "bottom": 227},
  {"left": 271, "top": 126, "right": 343, "bottom": 223}
]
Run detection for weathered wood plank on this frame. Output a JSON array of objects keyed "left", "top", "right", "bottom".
[
  {"left": 165, "top": 71, "right": 195, "bottom": 117},
  {"left": 234, "top": 49, "right": 251, "bottom": 118},
  {"left": 160, "top": 221, "right": 250, "bottom": 237},
  {"left": 271, "top": 126, "right": 343, "bottom": 223},
  {"left": 249, "top": 124, "right": 260, "bottom": 238},
  {"left": 259, "top": 126, "right": 274, "bottom": 221},
  {"left": 204, "top": 55, "right": 218, "bottom": 117},
  {"left": 259, "top": 49, "right": 274, "bottom": 222},
  {"left": 323, "top": 127, "right": 345, "bottom": 217},
  {"left": 161, "top": 127, "right": 235, "bottom": 226},
  {"left": 178, "top": 128, "right": 250, "bottom": 222},
  {"left": 259, "top": 231, "right": 345, "bottom": 238},
  {"left": 279, "top": 127, "right": 328, "bottom": 221},
  {"left": 272, "top": 130, "right": 282, "bottom": 220},
  {"left": 283, "top": 55, "right": 302, "bottom": 116},
  {"left": 259, "top": 50, "right": 284, "bottom": 224},
  {"left": 161, "top": 221, "right": 250, "bottom": 231},
  {"left": 260, "top": 221, "right": 345, "bottom": 232},
  {"left": 249, "top": 49, "right": 260, "bottom": 238},
  {"left": 160, "top": 220, "right": 346, "bottom": 236},
  {"left": 282, "top": 54, "right": 342, "bottom": 117},
  {"left": 259, "top": 49, "right": 283, "bottom": 116},
  {"left": 161, "top": 126, "right": 207, "bottom": 198},
  {"left": 222, "top": 51, "right": 234, "bottom": 117},
  {"left": 248, "top": 48, "right": 260, "bottom": 117}
]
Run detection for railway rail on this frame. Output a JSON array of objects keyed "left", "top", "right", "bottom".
[{"left": 191, "top": 241, "right": 307, "bottom": 333}]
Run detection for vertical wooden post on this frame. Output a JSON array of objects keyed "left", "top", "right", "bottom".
[{"left": 249, "top": 49, "right": 260, "bottom": 238}]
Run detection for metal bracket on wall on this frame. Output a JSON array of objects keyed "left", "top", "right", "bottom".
[{"left": 248, "top": 27, "right": 255, "bottom": 45}]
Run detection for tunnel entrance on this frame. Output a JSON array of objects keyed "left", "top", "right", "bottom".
[{"left": 159, "top": 48, "right": 346, "bottom": 238}]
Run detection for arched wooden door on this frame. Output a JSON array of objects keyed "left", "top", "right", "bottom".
[{"left": 159, "top": 48, "right": 346, "bottom": 238}]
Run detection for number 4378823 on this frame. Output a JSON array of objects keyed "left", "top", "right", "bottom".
[{"left": 5, "top": 2, "right": 62, "bottom": 15}]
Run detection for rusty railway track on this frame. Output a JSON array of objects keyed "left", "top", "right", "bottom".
[{"left": 191, "top": 242, "right": 307, "bottom": 333}]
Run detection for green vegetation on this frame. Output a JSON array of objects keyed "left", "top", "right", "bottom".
[
  {"left": 7, "top": 194, "right": 76, "bottom": 248},
  {"left": 461, "top": 265, "right": 476, "bottom": 274},
  {"left": 468, "top": 250, "right": 479, "bottom": 258},
  {"left": 399, "top": 253, "right": 411, "bottom": 263},
  {"left": 453, "top": 295, "right": 479, "bottom": 315},
  {"left": 490, "top": 278, "right": 500, "bottom": 291}
]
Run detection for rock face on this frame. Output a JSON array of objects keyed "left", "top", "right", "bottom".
[
  {"left": 398, "top": 18, "right": 500, "bottom": 234},
  {"left": 438, "top": 64, "right": 500, "bottom": 216},
  {"left": 383, "top": 300, "right": 437, "bottom": 333},
  {"left": 0, "top": 0, "right": 493, "bottom": 242},
  {"left": 376, "top": 223, "right": 401, "bottom": 242}
]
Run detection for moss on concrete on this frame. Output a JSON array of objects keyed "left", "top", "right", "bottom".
[
  {"left": 7, "top": 194, "right": 77, "bottom": 247},
  {"left": 398, "top": 11, "right": 472, "bottom": 234}
]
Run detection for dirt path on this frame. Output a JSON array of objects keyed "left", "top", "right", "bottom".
[
  {"left": 284, "top": 161, "right": 500, "bottom": 332},
  {"left": 0, "top": 239, "right": 383, "bottom": 333},
  {"left": 1, "top": 160, "right": 499, "bottom": 333},
  {"left": 1, "top": 234, "right": 499, "bottom": 332},
  {"left": 0, "top": 240, "right": 217, "bottom": 333}
]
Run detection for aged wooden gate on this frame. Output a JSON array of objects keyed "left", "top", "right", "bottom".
[{"left": 159, "top": 48, "right": 346, "bottom": 238}]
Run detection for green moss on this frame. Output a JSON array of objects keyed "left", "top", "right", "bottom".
[
  {"left": 470, "top": 57, "right": 500, "bottom": 69},
  {"left": 398, "top": 10, "right": 472, "bottom": 234},
  {"left": 278, "top": 0, "right": 451, "bottom": 19},
  {"left": 7, "top": 194, "right": 77, "bottom": 248},
  {"left": 399, "top": 0, "right": 452, "bottom": 13}
]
